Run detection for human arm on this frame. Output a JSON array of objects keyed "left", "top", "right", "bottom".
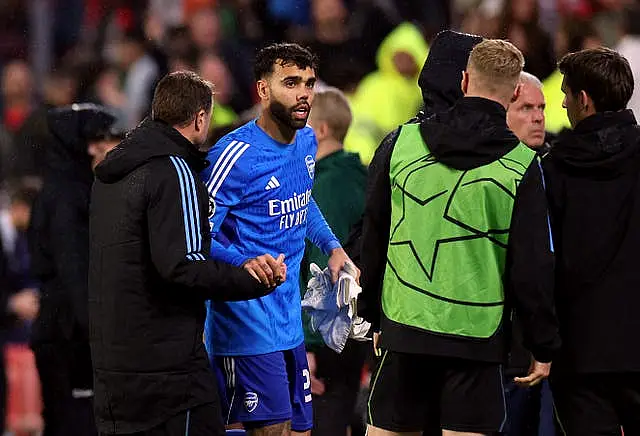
[
  {"left": 358, "top": 128, "right": 399, "bottom": 330},
  {"left": 506, "top": 159, "right": 560, "bottom": 381},
  {"left": 147, "top": 158, "right": 274, "bottom": 301}
]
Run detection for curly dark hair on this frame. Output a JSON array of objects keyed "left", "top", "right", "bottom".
[{"left": 253, "top": 43, "right": 318, "bottom": 81}]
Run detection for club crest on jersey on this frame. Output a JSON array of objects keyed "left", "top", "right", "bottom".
[
  {"left": 208, "top": 197, "right": 216, "bottom": 219},
  {"left": 244, "top": 392, "right": 259, "bottom": 413},
  {"left": 305, "top": 155, "right": 315, "bottom": 180}
]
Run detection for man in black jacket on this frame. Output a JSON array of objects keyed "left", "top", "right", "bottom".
[
  {"left": 544, "top": 47, "right": 640, "bottom": 435},
  {"left": 89, "top": 71, "right": 283, "bottom": 436},
  {"left": 361, "top": 39, "right": 560, "bottom": 436}
]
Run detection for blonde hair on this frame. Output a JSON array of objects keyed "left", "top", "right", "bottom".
[
  {"left": 310, "top": 87, "right": 353, "bottom": 142},
  {"left": 467, "top": 39, "right": 525, "bottom": 99}
]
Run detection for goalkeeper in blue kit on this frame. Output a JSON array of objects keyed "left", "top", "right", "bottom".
[{"left": 200, "top": 43, "right": 358, "bottom": 435}]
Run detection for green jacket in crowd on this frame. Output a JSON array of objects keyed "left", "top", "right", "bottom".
[{"left": 299, "top": 150, "right": 368, "bottom": 350}]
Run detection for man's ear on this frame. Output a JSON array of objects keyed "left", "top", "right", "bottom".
[
  {"left": 257, "top": 79, "right": 269, "bottom": 100},
  {"left": 579, "top": 90, "right": 594, "bottom": 113},
  {"left": 512, "top": 83, "right": 522, "bottom": 103},
  {"left": 461, "top": 71, "right": 469, "bottom": 95},
  {"left": 194, "top": 109, "right": 206, "bottom": 132},
  {"left": 315, "top": 120, "right": 330, "bottom": 141}
]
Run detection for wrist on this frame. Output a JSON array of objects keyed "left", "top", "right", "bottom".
[{"left": 327, "top": 242, "right": 342, "bottom": 255}]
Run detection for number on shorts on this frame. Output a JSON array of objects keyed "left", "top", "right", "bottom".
[{"left": 302, "top": 369, "right": 311, "bottom": 390}]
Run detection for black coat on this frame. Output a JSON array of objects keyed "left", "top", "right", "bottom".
[
  {"left": 29, "top": 107, "right": 97, "bottom": 347},
  {"left": 543, "top": 110, "right": 640, "bottom": 374},
  {"left": 89, "top": 119, "right": 270, "bottom": 433}
]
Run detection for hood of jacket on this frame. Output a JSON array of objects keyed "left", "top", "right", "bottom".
[
  {"left": 550, "top": 110, "right": 640, "bottom": 176},
  {"left": 418, "top": 30, "right": 483, "bottom": 117},
  {"left": 95, "top": 119, "right": 208, "bottom": 184},
  {"left": 420, "top": 97, "right": 520, "bottom": 170},
  {"left": 45, "top": 104, "right": 117, "bottom": 184},
  {"left": 375, "top": 22, "right": 429, "bottom": 82}
]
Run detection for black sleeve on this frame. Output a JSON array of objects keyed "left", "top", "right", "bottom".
[
  {"left": 506, "top": 159, "right": 560, "bottom": 363},
  {"left": 146, "top": 160, "right": 271, "bottom": 302},
  {"left": 343, "top": 218, "right": 363, "bottom": 266},
  {"left": 358, "top": 128, "right": 400, "bottom": 330}
]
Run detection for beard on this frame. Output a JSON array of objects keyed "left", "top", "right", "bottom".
[{"left": 268, "top": 99, "right": 310, "bottom": 130}]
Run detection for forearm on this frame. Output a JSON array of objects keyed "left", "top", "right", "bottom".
[{"left": 306, "top": 197, "right": 341, "bottom": 254}]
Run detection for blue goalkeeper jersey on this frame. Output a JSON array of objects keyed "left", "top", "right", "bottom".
[{"left": 201, "top": 120, "right": 340, "bottom": 356}]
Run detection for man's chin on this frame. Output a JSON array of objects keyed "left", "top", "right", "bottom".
[{"left": 290, "top": 118, "right": 309, "bottom": 129}]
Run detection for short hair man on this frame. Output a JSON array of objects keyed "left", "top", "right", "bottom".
[
  {"left": 303, "top": 87, "right": 368, "bottom": 436},
  {"left": 201, "top": 43, "right": 357, "bottom": 436},
  {"left": 507, "top": 72, "right": 547, "bottom": 151},
  {"left": 543, "top": 47, "right": 640, "bottom": 435},
  {"left": 89, "top": 71, "right": 281, "bottom": 436},
  {"left": 361, "top": 39, "right": 559, "bottom": 436}
]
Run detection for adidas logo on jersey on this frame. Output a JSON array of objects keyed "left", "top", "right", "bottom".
[{"left": 264, "top": 176, "right": 281, "bottom": 191}]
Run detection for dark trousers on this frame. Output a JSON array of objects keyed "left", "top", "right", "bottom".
[
  {"left": 311, "top": 340, "right": 367, "bottom": 436},
  {"left": 33, "top": 341, "right": 97, "bottom": 436},
  {"left": 123, "top": 404, "right": 224, "bottom": 436},
  {"left": 503, "top": 379, "right": 556, "bottom": 436},
  {"left": 551, "top": 372, "right": 640, "bottom": 435}
]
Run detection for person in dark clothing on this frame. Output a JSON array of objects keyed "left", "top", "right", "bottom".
[
  {"left": 28, "top": 103, "right": 122, "bottom": 436},
  {"left": 361, "top": 39, "right": 560, "bottom": 436},
  {"left": 543, "top": 47, "right": 640, "bottom": 435},
  {"left": 89, "top": 71, "right": 283, "bottom": 436}
]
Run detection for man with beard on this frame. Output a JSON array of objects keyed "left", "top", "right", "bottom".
[{"left": 200, "top": 43, "right": 358, "bottom": 436}]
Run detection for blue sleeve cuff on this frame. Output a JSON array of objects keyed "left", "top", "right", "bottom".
[{"left": 322, "top": 239, "right": 342, "bottom": 256}]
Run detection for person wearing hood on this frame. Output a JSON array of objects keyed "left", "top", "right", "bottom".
[
  {"left": 27, "top": 103, "right": 122, "bottom": 436},
  {"left": 543, "top": 48, "right": 640, "bottom": 435},
  {"left": 361, "top": 39, "right": 560, "bottom": 435},
  {"left": 343, "top": 22, "right": 429, "bottom": 166},
  {"left": 89, "top": 71, "right": 283, "bottom": 436},
  {"left": 299, "top": 86, "right": 368, "bottom": 436}
]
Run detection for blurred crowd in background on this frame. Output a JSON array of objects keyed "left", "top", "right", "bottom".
[{"left": 0, "top": 0, "right": 639, "bottom": 434}]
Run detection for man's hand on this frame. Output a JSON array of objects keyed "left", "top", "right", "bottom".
[
  {"left": 373, "top": 331, "right": 382, "bottom": 357},
  {"left": 327, "top": 247, "right": 360, "bottom": 284},
  {"left": 514, "top": 359, "right": 551, "bottom": 387},
  {"left": 8, "top": 289, "right": 39, "bottom": 321},
  {"left": 243, "top": 254, "right": 286, "bottom": 288},
  {"left": 306, "top": 352, "right": 326, "bottom": 396}
]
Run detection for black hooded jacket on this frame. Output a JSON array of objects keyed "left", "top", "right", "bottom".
[
  {"left": 29, "top": 106, "right": 109, "bottom": 346},
  {"left": 89, "top": 119, "right": 270, "bottom": 433},
  {"left": 359, "top": 97, "right": 559, "bottom": 363},
  {"left": 543, "top": 110, "right": 640, "bottom": 373}
]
